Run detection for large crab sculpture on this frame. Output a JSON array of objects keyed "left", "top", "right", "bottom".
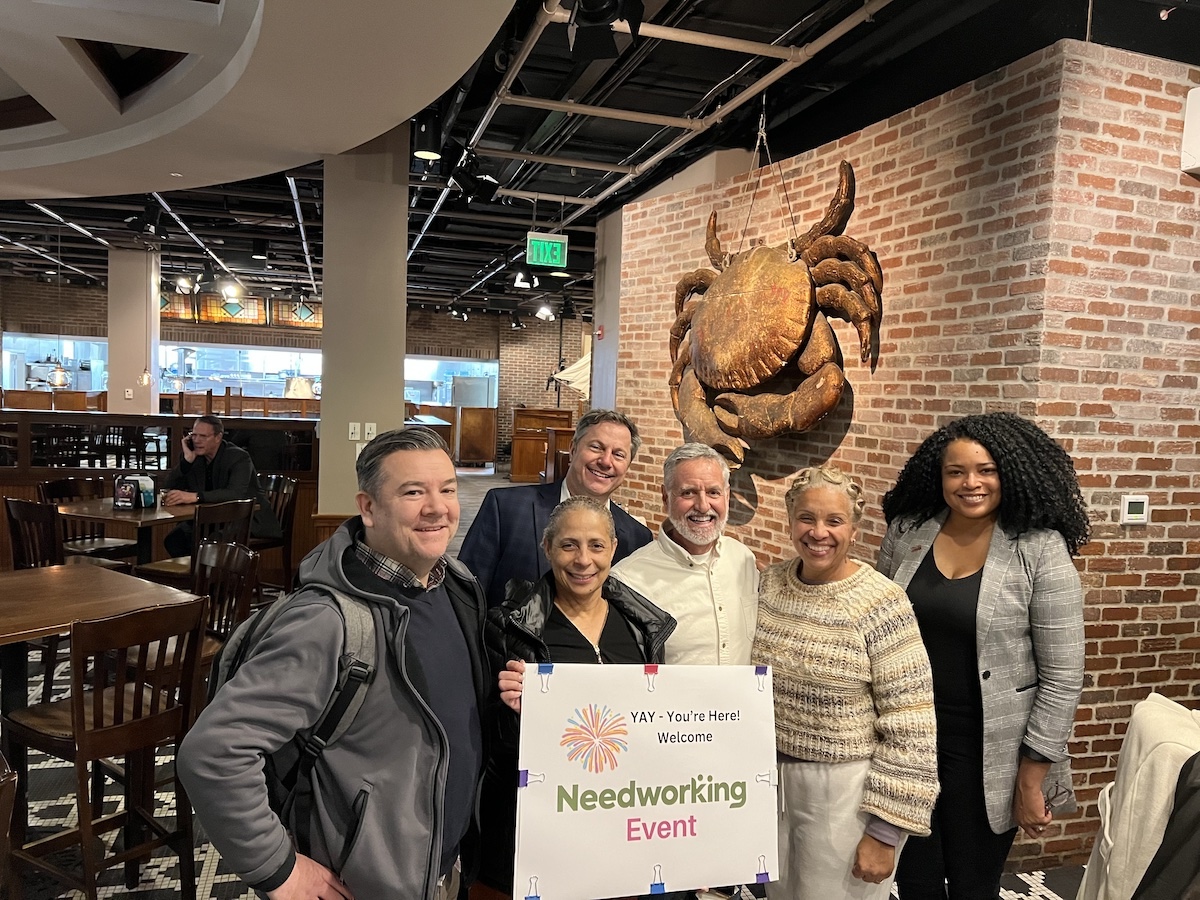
[{"left": 669, "top": 160, "right": 883, "bottom": 468}]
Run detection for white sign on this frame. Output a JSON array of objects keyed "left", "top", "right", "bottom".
[{"left": 514, "top": 663, "right": 778, "bottom": 900}]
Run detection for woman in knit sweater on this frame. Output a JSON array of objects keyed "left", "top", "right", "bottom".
[{"left": 752, "top": 465, "right": 938, "bottom": 900}]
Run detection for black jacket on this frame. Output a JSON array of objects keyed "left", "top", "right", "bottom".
[
  {"left": 164, "top": 440, "right": 281, "bottom": 538},
  {"left": 476, "top": 571, "right": 676, "bottom": 891}
]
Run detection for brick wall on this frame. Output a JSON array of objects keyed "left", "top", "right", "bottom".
[
  {"left": 2, "top": 278, "right": 586, "bottom": 457},
  {"left": 0, "top": 276, "right": 108, "bottom": 337},
  {"left": 617, "top": 38, "right": 1200, "bottom": 869}
]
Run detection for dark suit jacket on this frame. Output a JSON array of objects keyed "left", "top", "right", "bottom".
[
  {"left": 163, "top": 441, "right": 282, "bottom": 539},
  {"left": 457, "top": 480, "right": 652, "bottom": 608}
]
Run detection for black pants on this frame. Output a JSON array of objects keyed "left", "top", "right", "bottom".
[
  {"left": 164, "top": 522, "right": 194, "bottom": 558},
  {"left": 895, "top": 732, "right": 1017, "bottom": 900}
]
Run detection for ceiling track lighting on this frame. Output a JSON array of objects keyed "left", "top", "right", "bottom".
[
  {"left": 513, "top": 265, "right": 539, "bottom": 290},
  {"left": 413, "top": 107, "right": 443, "bottom": 161},
  {"left": 251, "top": 238, "right": 269, "bottom": 260},
  {"left": 535, "top": 304, "right": 555, "bottom": 322},
  {"left": 510, "top": 312, "right": 527, "bottom": 330}
]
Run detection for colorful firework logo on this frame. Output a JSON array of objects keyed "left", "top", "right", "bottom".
[{"left": 560, "top": 704, "right": 629, "bottom": 773}]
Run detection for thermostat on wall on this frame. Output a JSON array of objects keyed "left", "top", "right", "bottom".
[{"left": 1119, "top": 494, "right": 1150, "bottom": 526}]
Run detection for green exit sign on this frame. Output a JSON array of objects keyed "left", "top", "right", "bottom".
[{"left": 526, "top": 231, "right": 569, "bottom": 268}]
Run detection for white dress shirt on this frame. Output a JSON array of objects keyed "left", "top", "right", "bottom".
[{"left": 611, "top": 525, "right": 760, "bottom": 665}]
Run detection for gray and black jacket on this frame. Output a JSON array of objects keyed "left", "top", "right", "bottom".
[{"left": 178, "top": 517, "right": 488, "bottom": 898}]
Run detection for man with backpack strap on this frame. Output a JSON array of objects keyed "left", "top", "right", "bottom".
[{"left": 179, "top": 427, "right": 489, "bottom": 899}]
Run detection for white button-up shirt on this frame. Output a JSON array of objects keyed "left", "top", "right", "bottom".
[{"left": 611, "top": 524, "right": 760, "bottom": 665}]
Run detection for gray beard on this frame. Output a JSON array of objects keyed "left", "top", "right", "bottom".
[{"left": 668, "top": 512, "right": 726, "bottom": 550}]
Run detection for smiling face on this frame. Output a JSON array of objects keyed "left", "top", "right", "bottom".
[
  {"left": 789, "top": 485, "right": 859, "bottom": 584},
  {"left": 564, "top": 421, "right": 634, "bottom": 501},
  {"left": 664, "top": 457, "right": 729, "bottom": 555},
  {"left": 543, "top": 505, "right": 617, "bottom": 607},
  {"left": 941, "top": 438, "right": 1002, "bottom": 525},
  {"left": 355, "top": 448, "right": 459, "bottom": 583}
]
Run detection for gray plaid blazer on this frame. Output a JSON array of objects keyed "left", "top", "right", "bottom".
[{"left": 877, "top": 511, "right": 1084, "bottom": 832}]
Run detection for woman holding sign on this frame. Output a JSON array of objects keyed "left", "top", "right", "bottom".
[
  {"left": 475, "top": 495, "right": 676, "bottom": 899},
  {"left": 753, "top": 465, "right": 938, "bottom": 900}
]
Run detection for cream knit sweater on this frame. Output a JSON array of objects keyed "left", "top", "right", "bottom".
[{"left": 752, "top": 559, "right": 939, "bottom": 834}]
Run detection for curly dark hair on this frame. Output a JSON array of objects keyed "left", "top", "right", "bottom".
[{"left": 881, "top": 412, "right": 1090, "bottom": 554}]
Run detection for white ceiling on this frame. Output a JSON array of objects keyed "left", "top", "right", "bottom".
[{"left": 0, "top": 0, "right": 515, "bottom": 198}]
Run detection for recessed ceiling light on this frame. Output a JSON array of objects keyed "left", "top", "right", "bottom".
[{"left": 170, "top": 172, "right": 183, "bottom": 177}]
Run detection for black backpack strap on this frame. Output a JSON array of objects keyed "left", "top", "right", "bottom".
[{"left": 280, "top": 590, "right": 377, "bottom": 859}]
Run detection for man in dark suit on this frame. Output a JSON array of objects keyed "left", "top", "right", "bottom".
[
  {"left": 458, "top": 408, "right": 652, "bottom": 607},
  {"left": 161, "top": 414, "right": 282, "bottom": 556}
]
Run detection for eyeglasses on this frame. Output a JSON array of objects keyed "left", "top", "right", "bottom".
[
  {"left": 188, "top": 432, "right": 215, "bottom": 440},
  {"left": 1044, "top": 783, "right": 1071, "bottom": 814}
]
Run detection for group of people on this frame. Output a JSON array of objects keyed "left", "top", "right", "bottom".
[{"left": 175, "top": 407, "right": 1087, "bottom": 900}]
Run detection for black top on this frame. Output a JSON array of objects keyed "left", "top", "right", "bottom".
[
  {"left": 542, "top": 601, "right": 645, "bottom": 664},
  {"left": 908, "top": 549, "right": 984, "bottom": 739}
]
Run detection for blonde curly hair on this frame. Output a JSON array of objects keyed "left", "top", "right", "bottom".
[{"left": 784, "top": 465, "right": 866, "bottom": 525}]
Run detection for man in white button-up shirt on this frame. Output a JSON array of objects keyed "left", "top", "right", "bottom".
[{"left": 612, "top": 443, "right": 760, "bottom": 665}]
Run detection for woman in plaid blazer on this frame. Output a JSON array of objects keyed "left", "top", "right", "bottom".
[{"left": 877, "top": 413, "right": 1089, "bottom": 900}]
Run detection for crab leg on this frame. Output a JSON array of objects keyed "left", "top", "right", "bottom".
[
  {"left": 676, "top": 367, "right": 747, "bottom": 468},
  {"left": 810, "top": 261, "right": 882, "bottom": 363},
  {"left": 675, "top": 268, "right": 715, "bottom": 316},
  {"left": 705, "top": 211, "right": 728, "bottom": 271},
  {"left": 670, "top": 295, "right": 703, "bottom": 364},
  {"left": 789, "top": 160, "right": 856, "bottom": 255},
  {"left": 800, "top": 235, "right": 883, "bottom": 293}
]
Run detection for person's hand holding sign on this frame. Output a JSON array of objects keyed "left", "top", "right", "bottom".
[{"left": 499, "top": 659, "right": 525, "bottom": 713}]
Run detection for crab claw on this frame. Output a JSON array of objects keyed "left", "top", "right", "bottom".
[
  {"left": 675, "top": 367, "right": 747, "bottom": 467},
  {"left": 713, "top": 363, "right": 846, "bottom": 441}
]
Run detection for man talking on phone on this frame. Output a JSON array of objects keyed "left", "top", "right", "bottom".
[{"left": 161, "top": 414, "right": 281, "bottom": 556}]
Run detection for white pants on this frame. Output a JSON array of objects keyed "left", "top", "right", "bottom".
[{"left": 767, "top": 757, "right": 905, "bottom": 900}]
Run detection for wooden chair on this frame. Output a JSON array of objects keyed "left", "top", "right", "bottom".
[
  {"left": 5, "top": 498, "right": 130, "bottom": 703},
  {"left": 249, "top": 475, "right": 297, "bottom": 593},
  {"left": 192, "top": 541, "right": 259, "bottom": 683},
  {"left": 0, "top": 750, "right": 16, "bottom": 900},
  {"left": 38, "top": 477, "right": 139, "bottom": 562},
  {"left": 134, "top": 499, "right": 253, "bottom": 589},
  {"left": 1, "top": 598, "right": 206, "bottom": 899}
]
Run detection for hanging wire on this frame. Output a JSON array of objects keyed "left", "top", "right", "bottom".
[{"left": 733, "top": 94, "right": 802, "bottom": 259}]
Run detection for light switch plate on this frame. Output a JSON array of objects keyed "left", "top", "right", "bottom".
[
  {"left": 364, "top": 422, "right": 377, "bottom": 440},
  {"left": 124, "top": 388, "right": 134, "bottom": 400},
  {"left": 355, "top": 441, "right": 366, "bottom": 459},
  {"left": 348, "top": 422, "right": 361, "bottom": 441}
]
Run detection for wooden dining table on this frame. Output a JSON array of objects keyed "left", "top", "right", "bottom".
[
  {"left": 55, "top": 497, "right": 195, "bottom": 565},
  {"left": 0, "top": 564, "right": 202, "bottom": 791}
]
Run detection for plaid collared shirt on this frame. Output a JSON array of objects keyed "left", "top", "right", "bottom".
[{"left": 354, "top": 540, "right": 448, "bottom": 591}]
